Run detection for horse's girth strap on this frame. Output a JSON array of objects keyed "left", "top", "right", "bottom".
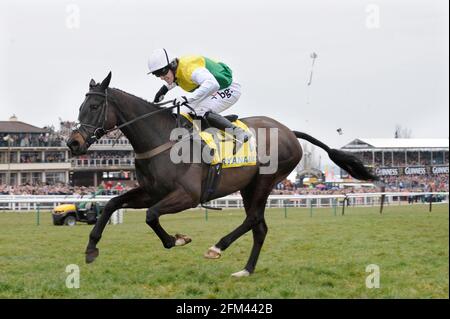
[{"left": 135, "top": 141, "right": 176, "bottom": 160}]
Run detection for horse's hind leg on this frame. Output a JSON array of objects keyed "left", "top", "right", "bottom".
[
  {"left": 205, "top": 180, "right": 271, "bottom": 276},
  {"left": 145, "top": 188, "right": 198, "bottom": 249},
  {"left": 204, "top": 183, "right": 256, "bottom": 258},
  {"left": 234, "top": 217, "right": 268, "bottom": 277}
]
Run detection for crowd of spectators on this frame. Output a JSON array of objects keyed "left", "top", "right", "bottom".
[
  {"left": 74, "top": 151, "right": 133, "bottom": 161},
  {"left": 355, "top": 151, "right": 448, "bottom": 167},
  {"left": 2, "top": 120, "right": 132, "bottom": 166},
  {"left": 0, "top": 181, "right": 134, "bottom": 196},
  {"left": 0, "top": 172, "right": 447, "bottom": 196},
  {"left": 0, "top": 132, "right": 65, "bottom": 148},
  {"left": 270, "top": 173, "right": 449, "bottom": 195},
  {"left": 379, "top": 173, "right": 448, "bottom": 192},
  {"left": 72, "top": 151, "right": 134, "bottom": 167},
  {"left": 0, "top": 121, "right": 129, "bottom": 149}
]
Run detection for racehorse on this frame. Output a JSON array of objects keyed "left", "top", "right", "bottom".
[{"left": 67, "top": 72, "right": 377, "bottom": 277}]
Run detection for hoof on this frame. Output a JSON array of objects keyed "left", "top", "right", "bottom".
[
  {"left": 175, "top": 233, "right": 192, "bottom": 246},
  {"left": 204, "top": 246, "right": 221, "bottom": 259},
  {"left": 231, "top": 269, "right": 250, "bottom": 278},
  {"left": 85, "top": 248, "right": 99, "bottom": 264}
]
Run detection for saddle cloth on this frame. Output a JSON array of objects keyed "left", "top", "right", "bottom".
[{"left": 180, "top": 113, "right": 257, "bottom": 168}]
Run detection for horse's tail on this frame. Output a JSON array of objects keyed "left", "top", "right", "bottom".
[{"left": 292, "top": 131, "right": 379, "bottom": 181}]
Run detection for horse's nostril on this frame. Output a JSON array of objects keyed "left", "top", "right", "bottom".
[{"left": 67, "top": 140, "right": 80, "bottom": 149}]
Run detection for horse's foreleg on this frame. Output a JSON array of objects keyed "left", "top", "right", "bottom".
[
  {"left": 145, "top": 187, "right": 197, "bottom": 249},
  {"left": 85, "top": 187, "right": 153, "bottom": 263}
]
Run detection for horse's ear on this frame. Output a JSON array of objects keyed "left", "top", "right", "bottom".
[
  {"left": 89, "top": 79, "right": 96, "bottom": 88},
  {"left": 100, "top": 71, "right": 112, "bottom": 90}
]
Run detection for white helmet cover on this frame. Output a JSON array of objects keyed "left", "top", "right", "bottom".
[{"left": 147, "top": 48, "right": 175, "bottom": 74}]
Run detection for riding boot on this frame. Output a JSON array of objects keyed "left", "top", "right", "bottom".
[{"left": 204, "top": 112, "right": 251, "bottom": 154}]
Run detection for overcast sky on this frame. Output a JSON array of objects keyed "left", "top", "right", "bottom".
[{"left": 1, "top": 0, "right": 448, "bottom": 153}]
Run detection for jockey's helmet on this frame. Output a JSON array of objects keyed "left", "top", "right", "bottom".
[{"left": 147, "top": 48, "right": 177, "bottom": 77}]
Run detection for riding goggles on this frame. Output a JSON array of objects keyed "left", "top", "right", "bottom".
[{"left": 152, "top": 66, "right": 170, "bottom": 77}]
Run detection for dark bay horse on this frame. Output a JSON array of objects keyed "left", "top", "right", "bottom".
[{"left": 67, "top": 72, "right": 377, "bottom": 277}]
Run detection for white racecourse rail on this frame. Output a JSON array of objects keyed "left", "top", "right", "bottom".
[{"left": 0, "top": 192, "right": 448, "bottom": 211}]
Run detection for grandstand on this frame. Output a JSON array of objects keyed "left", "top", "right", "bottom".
[
  {"left": 70, "top": 138, "right": 135, "bottom": 187},
  {"left": 0, "top": 116, "right": 136, "bottom": 188},
  {"left": 0, "top": 115, "right": 70, "bottom": 186},
  {"left": 340, "top": 138, "right": 449, "bottom": 191},
  {"left": 341, "top": 138, "right": 449, "bottom": 171}
]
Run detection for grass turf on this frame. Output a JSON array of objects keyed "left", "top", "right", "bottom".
[{"left": 0, "top": 204, "right": 448, "bottom": 298}]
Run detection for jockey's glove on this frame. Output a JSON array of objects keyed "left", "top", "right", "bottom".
[
  {"left": 173, "top": 96, "right": 189, "bottom": 107},
  {"left": 153, "top": 85, "right": 169, "bottom": 103}
]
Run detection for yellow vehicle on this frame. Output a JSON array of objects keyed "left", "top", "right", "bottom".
[
  {"left": 302, "top": 177, "right": 318, "bottom": 186},
  {"left": 52, "top": 202, "right": 104, "bottom": 226}
]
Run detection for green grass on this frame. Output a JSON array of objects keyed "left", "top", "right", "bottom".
[{"left": 0, "top": 204, "right": 448, "bottom": 298}]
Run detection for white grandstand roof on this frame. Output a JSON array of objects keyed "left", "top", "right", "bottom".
[{"left": 342, "top": 138, "right": 449, "bottom": 150}]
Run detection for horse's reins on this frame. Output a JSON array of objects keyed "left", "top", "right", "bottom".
[{"left": 77, "top": 88, "right": 197, "bottom": 159}]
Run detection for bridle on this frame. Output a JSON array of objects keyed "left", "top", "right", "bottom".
[
  {"left": 76, "top": 88, "right": 195, "bottom": 146},
  {"left": 76, "top": 90, "right": 110, "bottom": 146}
]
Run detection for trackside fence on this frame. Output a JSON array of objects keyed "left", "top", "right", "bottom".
[{"left": 0, "top": 192, "right": 448, "bottom": 211}]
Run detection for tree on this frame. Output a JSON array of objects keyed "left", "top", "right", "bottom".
[
  {"left": 297, "top": 142, "right": 321, "bottom": 171},
  {"left": 394, "top": 125, "right": 412, "bottom": 138}
]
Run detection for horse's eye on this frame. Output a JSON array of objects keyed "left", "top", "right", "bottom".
[{"left": 91, "top": 104, "right": 100, "bottom": 110}]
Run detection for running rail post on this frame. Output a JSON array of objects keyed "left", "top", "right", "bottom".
[
  {"left": 429, "top": 190, "right": 433, "bottom": 213},
  {"left": 333, "top": 198, "right": 337, "bottom": 216},
  {"left": 429, "top": 196, "right": 432, "bottom": 212},
  {"left": 379, "top": 186, "right": 386, "bottom": 215},
  {"left": 36, "top": 204, "right": 40, "bottom": 226},
  {"left": 284, "top": 200, "right": 288, "bottom": 219}
]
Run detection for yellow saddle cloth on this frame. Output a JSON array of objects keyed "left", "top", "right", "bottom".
[{"left": 180, "top": 113, "right": 257, "bottom": 168}]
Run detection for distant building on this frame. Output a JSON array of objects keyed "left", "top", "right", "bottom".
[
  {"left": 70, "top": 136, "right": 135, "bottom": 187},
  {"left": 341, "top": 138, "right": 449, "bottom": 177},
  {"left": 0, "top": 116, "right": 136, "bottom": 186}
]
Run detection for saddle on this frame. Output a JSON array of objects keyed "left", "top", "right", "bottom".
[{"left": 175, "top": 112, "right": 256, "bottom": 206}]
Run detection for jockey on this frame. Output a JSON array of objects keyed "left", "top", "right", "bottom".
[{"left": 147, "top": 48, "right": 250, "bottom": 148}]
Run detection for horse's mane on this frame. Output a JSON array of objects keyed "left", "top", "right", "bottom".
[{"left": 111, "top": 88, "right": 163, "bottom": 109}]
